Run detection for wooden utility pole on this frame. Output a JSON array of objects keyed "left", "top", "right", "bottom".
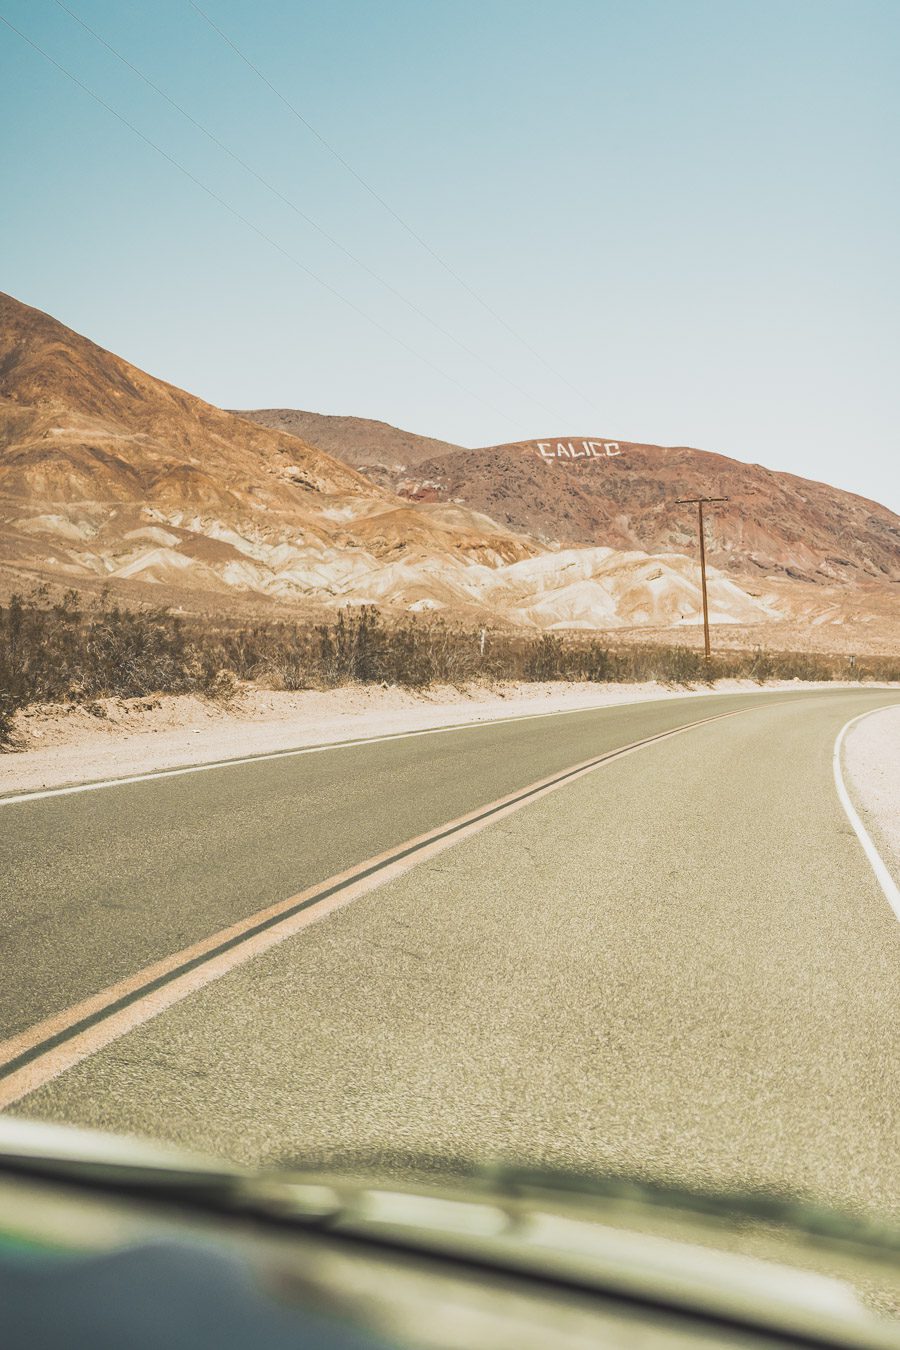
[{"left": 675, "top": 497, "right": 729, "bottom": 658}]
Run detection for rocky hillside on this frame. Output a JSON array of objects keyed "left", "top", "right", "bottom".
[
  {"left": 4, "top": 294, "right": 892, "bottom": 638},
  {"left": 0, "top": 295, "right": 534, "bottom": 611},
  {"left": 417, "top": 438, "right": 900, "bottom": 586},
  {"left": 239, "top": 412, "right": 900, "bottom": 588},
  {"left": 232, "top": 408, "right": 460, "bottom": 471},
  {"left": 0, "top": 298, "right": 375, "bottom": 510}
]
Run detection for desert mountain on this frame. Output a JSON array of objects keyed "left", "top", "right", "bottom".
[
  {"left": 0, "top": 294, "right": 537, "bottom": 614},
  {"left": 238, "top": 411, "right": 900, "bottom": 590},
  {"left": 233, "top": 408, "right": 461, "bottom": 472},
  {"left": 420, "top": 438, "right": 900, "bottom": 589},
  {"left": 2, "top": 293, "right": 889, "bottom": 638},
  {"left": 0, "top": 299, "right": 376, "bottom": 510}
]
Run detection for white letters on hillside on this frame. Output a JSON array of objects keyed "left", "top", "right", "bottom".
[{"left": 536, "top": 440, "right": 622, "bottom": 460}]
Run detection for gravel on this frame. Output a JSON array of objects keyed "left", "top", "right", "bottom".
[{"left": 844, "top": 703, "right": 900, "bottom": 881}]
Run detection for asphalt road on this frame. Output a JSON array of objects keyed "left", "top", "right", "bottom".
[{"left": 4, "top": 689, "right": 900, "bottom": 1218}]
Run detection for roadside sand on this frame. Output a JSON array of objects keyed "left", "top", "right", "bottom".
[
  {"left": 2, "top": 677, "right": 894, "bottom": 797},
  {"left": 844, "top": 704, "right": 900, "bottom": 882}
]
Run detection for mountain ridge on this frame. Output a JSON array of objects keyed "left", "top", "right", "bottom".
[
  {"left": 2, "top": 293, "right": 897, "bottom": 643},
  {"left": 235, "top": 409, "right": 900, "bottom": 586},
  {"left": 230, "top": 407, "right": 462, "bottom": 470}
]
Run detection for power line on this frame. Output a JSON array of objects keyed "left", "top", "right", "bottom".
[
  {"left": 1, "top": 12, "right": 519, "bottom": 423},
  {"left": 187, "top": 0, "right": 603, "bottom": 420},
  {"left": 51, "top": 0, "right": 565, "bottom": 426}
]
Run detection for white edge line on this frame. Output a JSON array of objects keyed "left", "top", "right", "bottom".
[
  {"left": 1, "top": 701, "right": 653, "bottom": 805},
  {"left": 833, "top": 708, "right": 900, "bottom": 922},
  {"left": 0, "top": 687, "right": 787, "bottom": 807}
]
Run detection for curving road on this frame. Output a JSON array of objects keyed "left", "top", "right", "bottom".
[{"left": 2, "top": 688, "right": 900, "bottom": 1218}]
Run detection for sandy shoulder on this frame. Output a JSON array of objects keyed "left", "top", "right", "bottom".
[
  {"left": 0, "top": 677, "right": 891, "bottom": 797},
  {"left": 843, "top": 703, "right": 900, "bottom": 883}
]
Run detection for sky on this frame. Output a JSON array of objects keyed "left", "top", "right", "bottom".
[{"left": 1, "top": 0, "right": 898, "bottom": 510}]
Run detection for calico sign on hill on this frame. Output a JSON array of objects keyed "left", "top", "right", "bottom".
[{"left": 536, "top": 440, "right": 622, "bottom": 460}]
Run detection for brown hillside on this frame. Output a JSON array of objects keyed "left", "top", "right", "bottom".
[
  {"left": 0, "top": 294, "right": 541, "bottom": 615},
  {"left": 405, "top": 438, "right": 900, "bottom": 584},
  {"left": 5, "top": 298, "right": 896, "bottom": 642},
  {"left": 0, "top": 292, "right": 375, "bottom": 510},
  {"left": 231, "top": 407, "right": 462, "bottom": 472},
  {"left": 239, "top": 410, "right": 900, "bottom": 587}
]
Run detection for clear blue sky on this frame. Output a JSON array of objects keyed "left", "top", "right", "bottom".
[{"left": 2, "top": 0, "right": 898, "bottom": 510}]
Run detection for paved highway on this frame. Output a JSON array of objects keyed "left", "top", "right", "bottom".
[{"left": 3, "top": 689, "right": 899, "bottom": 1218}]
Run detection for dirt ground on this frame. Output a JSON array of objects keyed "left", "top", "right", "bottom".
[{"left": 844, "top": 704, "right": 900, "bottom": 883}]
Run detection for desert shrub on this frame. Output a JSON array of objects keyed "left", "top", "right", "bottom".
[
  {"left": 268, "top": 650, "right": 310, "bottom": 692},
  {"left": 257, "top": 627, "right": 317, "bottom": 691},
  {"left": 652, "top": 645, "right": 710, "bottom": 685},
  {"left": 78, "top": 603, "right": 194, "bottom": 698},
  {"left": 524, "top": 635, "right": 564, "bottom": 682},
  {"left": 865, "top": 657, "right": 900, "bottom": 683},
  {"left": 592, "top": 643, "right": 711, "bottom": 686},
  {"left": 0, "top": 589, "right": 205, "bottom": 747},
  {"left": 379, "top": 622, "right": 427, "bottom": 687},
  {"left": 0, "top": 689, "right": 21, "bottom": 748},
  {"left": 318, "top": 607, "right": 384, "bottom": 684},
  {"left": 401, "top": 620, "right": 486, "bottom": 686},
  {"left": 583, "top": 641, "right": 617, "bottom": 682},
  {"left": 1, "top": 588, "right": 896, "bottom": 751},
  {"left": 747, "top": 647, "right": 774, "bottom": 682},
  {"left": 767, "top": 651, "right": 833, "bottom": 682}
]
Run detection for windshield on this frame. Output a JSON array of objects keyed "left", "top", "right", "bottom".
[{"left": 1, "top": 3, "right": 899, "bottom": 1348}]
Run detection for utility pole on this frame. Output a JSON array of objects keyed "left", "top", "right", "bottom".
[{"left": 675, "top": 497, "right": 729, "bottom": 658}]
